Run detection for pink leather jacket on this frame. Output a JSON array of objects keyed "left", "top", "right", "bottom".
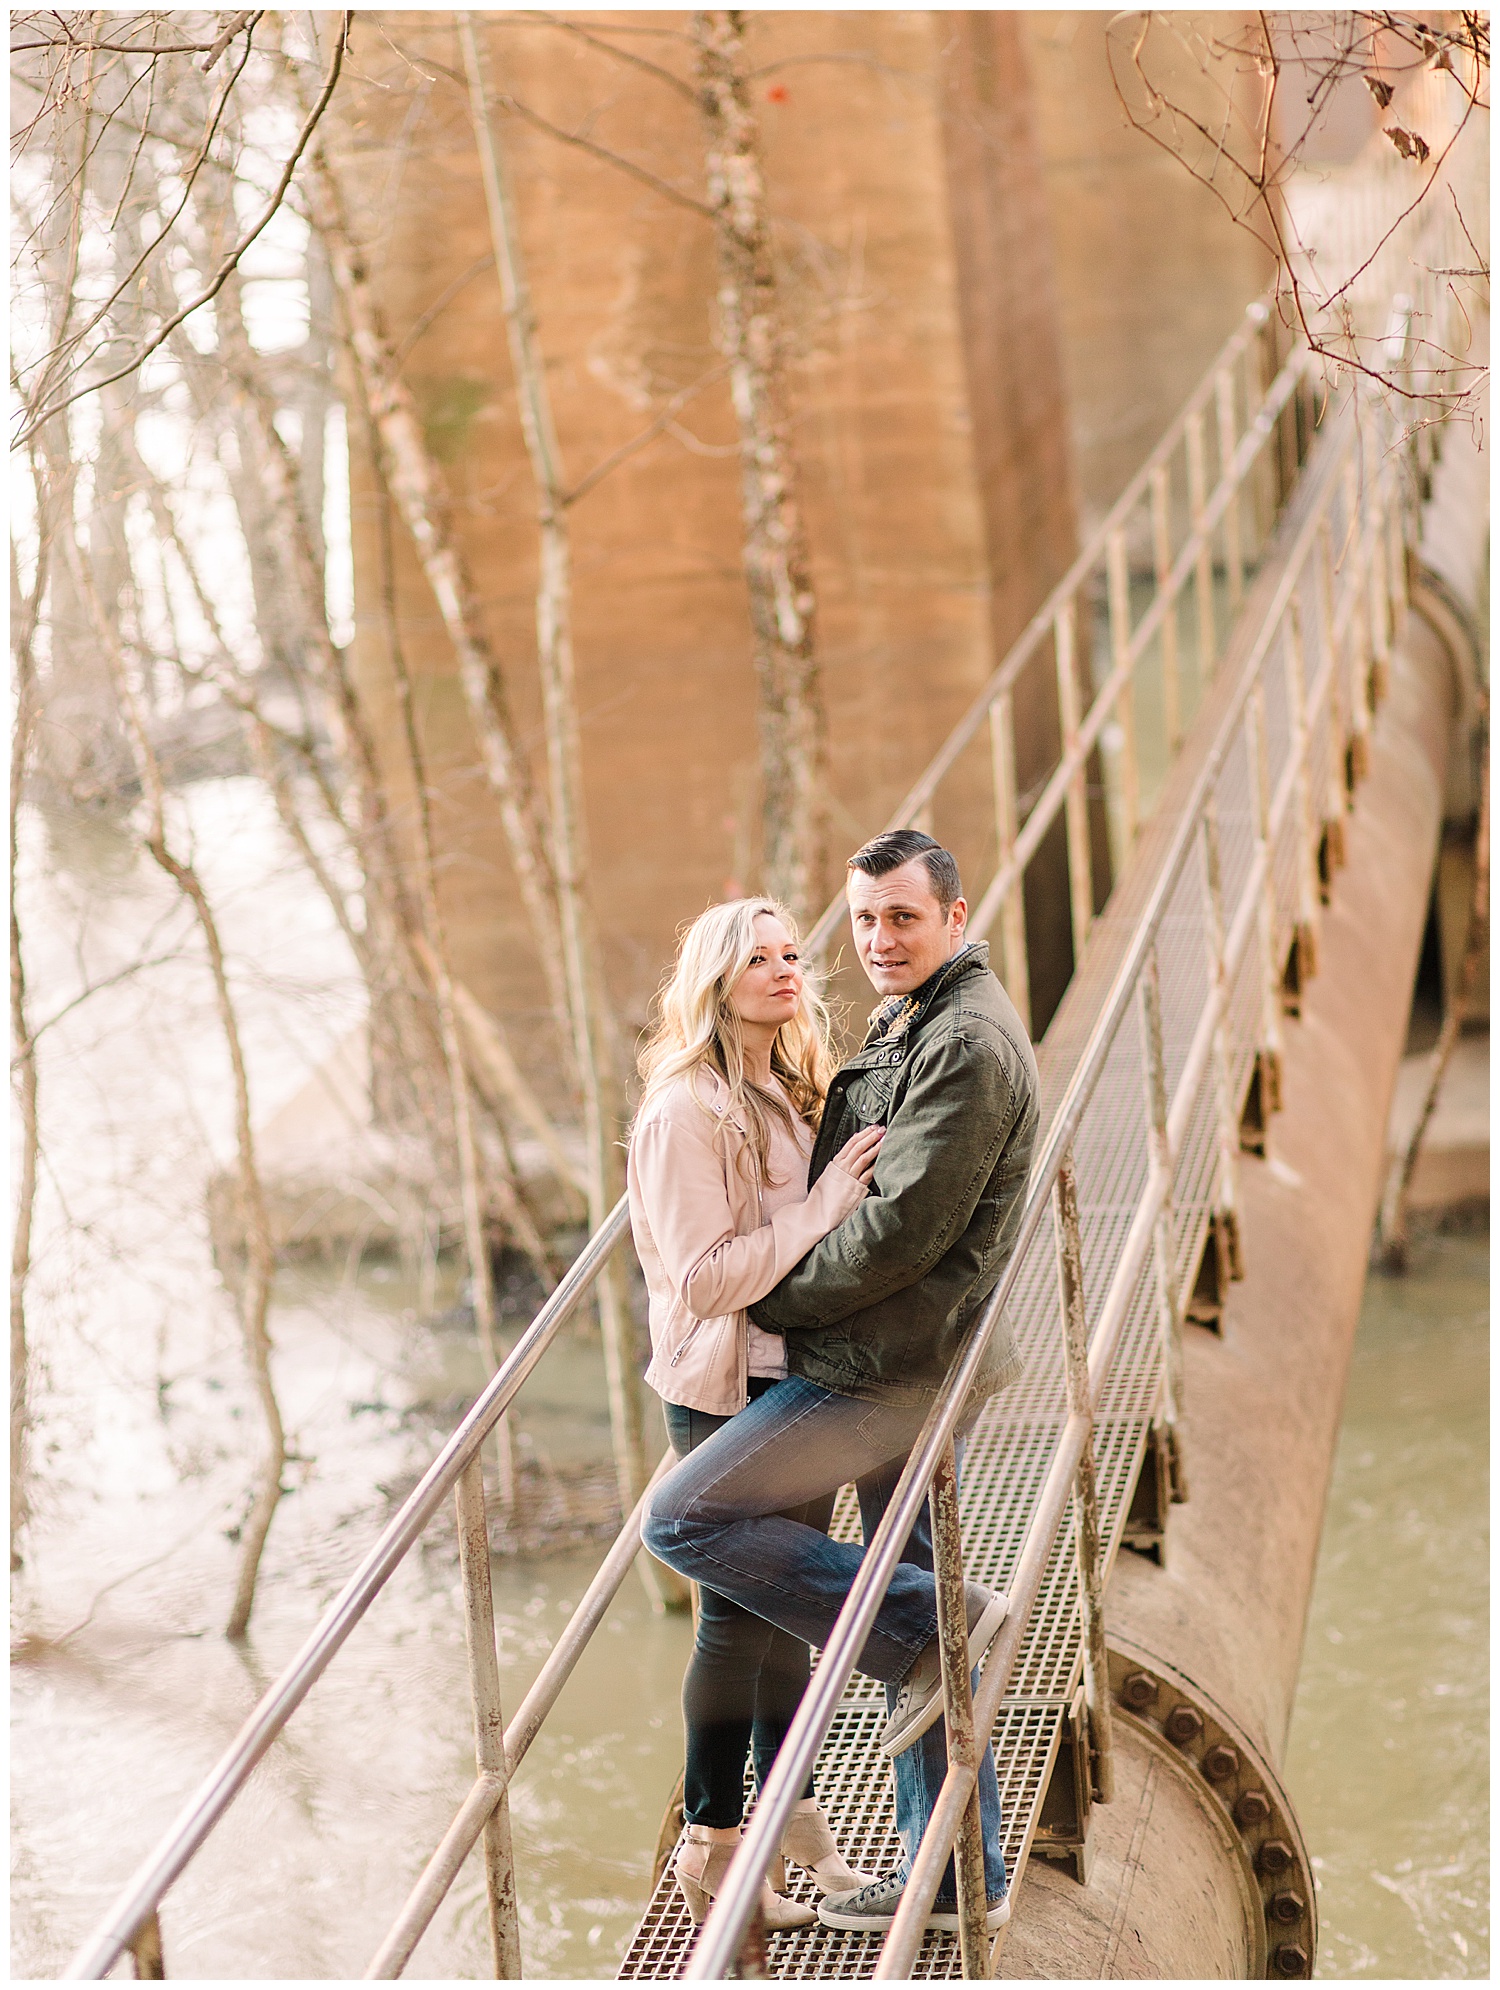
[{"left": 628, "top": 1067, "right": 868, "bottom": 1415}]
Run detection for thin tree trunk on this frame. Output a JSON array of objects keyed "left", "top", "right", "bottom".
[
  {"left": 692, "top": 9, "right": 826, "bottom": 921},
  {"left": 459, "top": 19, "right": 655, "bottom": 1548},
  {"left": 67, "top": 533, "right": 285, "bottom": 1640},
  {"left": 10, "top": 523, "right": 45, "bottom": 1571},
  {"left": 299, "top": 132, "right": 575, "bottom": 1059}
]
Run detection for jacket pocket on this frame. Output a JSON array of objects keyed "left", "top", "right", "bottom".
[{"left": 844, "top": 1069, "right": 893, "bottom": 1125}]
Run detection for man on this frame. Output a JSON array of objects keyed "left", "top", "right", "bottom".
[{"left": 645, "top": 828, "right": 1039, "bottom": 1933}]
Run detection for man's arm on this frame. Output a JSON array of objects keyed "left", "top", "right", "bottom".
[{"left": 751, "top": 1029, "right": 1025, "bottom": 1333}]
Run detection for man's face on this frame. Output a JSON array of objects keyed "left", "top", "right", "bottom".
[{"left": 847, "top": 858, "right": 967, "bottom": 997}]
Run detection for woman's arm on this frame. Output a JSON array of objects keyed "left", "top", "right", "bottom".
[{"left": 629, "top": 1111, "right": 868, "bottom": 1320}]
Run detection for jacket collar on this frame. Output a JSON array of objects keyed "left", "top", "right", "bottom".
[{"left": 858, "top": 942, "right": 991, "bottom": 1056}]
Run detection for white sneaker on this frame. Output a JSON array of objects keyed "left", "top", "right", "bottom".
[
  {"left": 817, "top": 1870, "right": 1012, "bottom": 1933},
  {"left": 879, "top": 1583, "right": 1010, "bottom": 1758}
]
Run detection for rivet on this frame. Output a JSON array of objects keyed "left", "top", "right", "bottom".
[
  {"left": 1120, "top": 1671, "right": 1156, "bottom": 1710},
  {"left": 1257, "top": 1838, "right": 1295, "bottom": 1877},
  {"left": 1269, "top": 1890, "right": 1305, "bottom": 1926},
  {"left": 1235, "top": 1788, "right": 1272, "bottom": 1827},
  {"left": 1165, "top": 1704, "right": 1203, "bottom": 1745},
  {"left": 1273, "top": 1942, "right": 1309, "bottom": 1976},
  {"left": 1202, "top": 1742, "right": 1239, "bottom": 1782}
]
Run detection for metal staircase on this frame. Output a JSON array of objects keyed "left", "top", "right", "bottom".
[{"left": 63, "top": 143, "right": 1477, "bottom": 1985}]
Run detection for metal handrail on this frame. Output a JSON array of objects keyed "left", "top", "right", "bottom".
[
  {"left": 64, "top": 1208, "right": 630, "bottom": 1980},
  {"left": 64, "top": 160, "right": 1471, "bottom": 1980}
]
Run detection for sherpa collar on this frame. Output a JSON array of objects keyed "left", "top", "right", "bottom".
[{"left": 863, "top": 941, "right": 990, "bottom": 1050}]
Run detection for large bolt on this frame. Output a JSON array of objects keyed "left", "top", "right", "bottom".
[
  {"left": 1165, "top": 1704, "right": 1203, "bottom": 1745},
  {"left": 1202, "top": 1742, "right": 1239, "bottom": 1782},
  {"left": 1257, "top": 1839, "right": 1296, "bottom": 1878},
  {"left": 1121, "top": 1672, "right": 1156, "bottom": 1710},
  {"left": 1235, "top": 1789, "right": 1272, "bottom": 1828},
  {"left": 1273, "top": 1943, "right": 1309, "bottom": 1976},
  {"left": 1268, "top": 1891, "right": 1306, "bottom": 1926}
]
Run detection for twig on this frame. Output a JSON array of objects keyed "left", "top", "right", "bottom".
[{"left": 13, "top": 12, "right": 352, "bottom": 448}]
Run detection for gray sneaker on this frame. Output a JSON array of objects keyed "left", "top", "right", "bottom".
[
  {"left": 817, "top": 1870, "right": 1012, "bottom": 1934},
  {"left": 879, "top": 1582, "right": 1011, "bottom": 1758}
]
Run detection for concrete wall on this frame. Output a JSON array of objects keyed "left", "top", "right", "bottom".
[{"left": 339, "top": 10, "right": 1271, "bottom": 1084}]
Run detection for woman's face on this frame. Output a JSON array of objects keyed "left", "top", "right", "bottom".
[{"left": 726, "top": 912, "right": 802, "bottom": 1032}]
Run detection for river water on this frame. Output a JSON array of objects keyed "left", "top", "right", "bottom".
[
  {"left": 1285, "top": 1226, "right": 1490, "bottom": 1980},
  {"left": 10, "top": 782, "right": 1489, "bottom": 1978}
]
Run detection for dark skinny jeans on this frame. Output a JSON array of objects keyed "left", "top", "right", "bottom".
[{"left": 662, "top": 1378, "right": 831, "bottom": 1828}]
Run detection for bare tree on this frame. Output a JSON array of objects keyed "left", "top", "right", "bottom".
[
  {"left": 10, "top": 489, "right": 45, "bottom": 1571},
  {"left": 458, "top": 14, "right": 652, "bottom": 1532},
  {"left": 692, "top": 9, "right": 827, "bottom": 920},
  {"left": 63, "top": 526, "right": 285, "bottom": 1641},
  {"left": 1107, "top": 11, "right": 1488, "bottom": 414}
]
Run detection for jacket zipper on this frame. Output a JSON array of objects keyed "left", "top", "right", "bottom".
[{"left": 668, "top": 1318, "right": 706, "bottom": 1367}]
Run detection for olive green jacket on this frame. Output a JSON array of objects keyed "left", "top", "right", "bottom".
[{"left": 749, "top": 942, "right": 1037, "bottom": 1406}]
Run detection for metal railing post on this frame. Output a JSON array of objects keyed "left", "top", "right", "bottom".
[
  {"left": 1341, "top": 457, "right": 1372, "bottom": 783},
  {"left": 1149, "top": 461, "right": 1182, "bottom": 751},
  {"left": 1314, "top": 518, "right": 1348, "bottom": 871},
  {"left": 1245, "top": 681, "right": 1285, "bottom": 1118},
  {"left": 1137, "top": 949, "right": 1187, "bottom": 1501},
  {"left": 455, "top": 1458, "right": 523, "bottom": 1978},
  {"left": 1215, "top": 366, "right": 1244, "bottom": 613},
  {"left": 1198, "top": 802, "right": 1245, "bottom": 1281},
  {"left": 1386, "top": 453, "right": 1410, "bottom": 623},
  {"left": 1054, "top": 600, "right": 1094, "bottom": 968},
  {"left": 989, "top": 691, "right": 1031, "bottom": 1033},
  {"left": 929, "top": 1442, "right": 992, "bottom": 1978},
  {"left": 1105, "top": 527, "right": 1140, "bottom": 873},
  {"left": 1186, "top": 407, "right": 1216, "bottom": 677},
  {"left": 1367, "top": 473, "right": 1392, "bottom": 706},
  {"left": 1282, "top": 600, "right": 1321, "bottom": 982},
  {"left": 1053, "top": 1149, "right": 1115, "bottom": 1804}
]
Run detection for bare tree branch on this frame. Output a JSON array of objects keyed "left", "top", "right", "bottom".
[{"left": 13, "top": 12, "right": 352, "bottom": 449}]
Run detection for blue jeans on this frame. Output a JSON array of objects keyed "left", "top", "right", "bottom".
[
  {"left": 645, "top": 1375, "right": 1007, "bottom": 1906},
  {"left": 662, "top": 1380, "right": 830, "bottom": 1827}
]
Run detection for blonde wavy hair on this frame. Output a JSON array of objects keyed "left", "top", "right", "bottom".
[{"left": 635, "top": 897, "right": 835, "bottom": 1184}]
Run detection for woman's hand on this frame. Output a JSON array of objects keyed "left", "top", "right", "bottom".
[{"left": 831, "top": 1122, "right": 885, "bottom": 1186}]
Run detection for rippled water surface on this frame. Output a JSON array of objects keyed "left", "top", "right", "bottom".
[{"left": 1286, "top": 1228, "right": 1489, "bottom": 1979}]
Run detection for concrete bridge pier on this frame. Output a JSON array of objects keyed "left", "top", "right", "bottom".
[{"left": 998, "top": 496, "right": 1466, "bottom": 1977}]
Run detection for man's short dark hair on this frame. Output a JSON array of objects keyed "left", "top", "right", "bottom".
[{"left": 846, "top": 829, "right": 962, "bottom": 910}]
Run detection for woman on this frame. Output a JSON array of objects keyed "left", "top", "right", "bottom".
[{"left": 629, "top": 898, "right": 881, "bottom": 1930}]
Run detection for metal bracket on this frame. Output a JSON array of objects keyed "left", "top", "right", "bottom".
[
  {"left": 1121, "top": 1419, "right": 1175, "bottom": 1564},
  {"left": 1031, "top": 1688, "right": 1095, "bottom": 1886},
  {"left": 1184, "top": 1209, "right": 1240, "bottom": 1332},
  {"left": 1280, "top": 923, "right": 1317, "bottom": 1016},
  {"left": 1239, "top": 1049, "right": 1281, "bottom": 1154},
  {"left": 1317, "top": 817, "right": 1347, "bottom": 903},
  {"left": 1108, "top": 1642, "right": 1317, "bottom": 1980}
]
